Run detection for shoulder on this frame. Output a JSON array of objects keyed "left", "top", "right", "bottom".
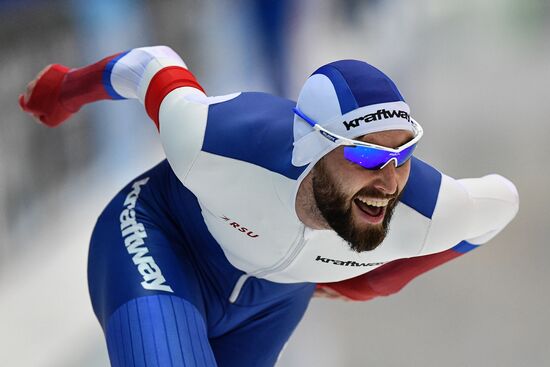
[
  {"left": 202, "top": 92, "right": 307, "bottom": 180},
  {"left": 206, "top": 92, "right": 295, "bottom": 134},
  {"left": 399, "top": 157, "right": 442, "bottom": 219}
]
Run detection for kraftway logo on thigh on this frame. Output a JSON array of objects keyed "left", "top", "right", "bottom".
[{"left": 120, "top": 177, "right": 173, "bottom": 293}]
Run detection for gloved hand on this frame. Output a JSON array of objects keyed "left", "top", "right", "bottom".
[
  {"left": 314, "top": 284, "right": 356, "bottom": 301},
  {"left": 19, "top": 64, "right": 73, "bottom": 127},
  {"left": 315, "top": 280, "right": 378, "bottom": 302}
]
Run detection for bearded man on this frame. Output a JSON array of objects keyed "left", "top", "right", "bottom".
[{"left": 20, "top": 46, "right": 519, "bottom": 367}]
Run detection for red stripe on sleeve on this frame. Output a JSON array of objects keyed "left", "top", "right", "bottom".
[{"left": 144, "top": 66, "right": 205, "bottom": 130}]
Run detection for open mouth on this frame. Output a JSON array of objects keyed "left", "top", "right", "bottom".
[{"left": 353, "top": 197, "right": 389, "bottom": 224}]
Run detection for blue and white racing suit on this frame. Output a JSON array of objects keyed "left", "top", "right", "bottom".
[{"left": 85, "top": 46, "right": 519, "bottom": 367}]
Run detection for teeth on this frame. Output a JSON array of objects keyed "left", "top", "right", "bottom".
[{"left": 357, "top": 197, "right": 390, "bottom": 207}]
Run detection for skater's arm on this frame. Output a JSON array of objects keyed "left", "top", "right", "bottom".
[
  {"left": 19, "top": 46, "right": 204, "bottom": 128},
  {"left": 317, "top": 173, "right": 519, "bottom": 301},
  {"left": 316, "top": 243, "right": 472, "bottom": 301}
]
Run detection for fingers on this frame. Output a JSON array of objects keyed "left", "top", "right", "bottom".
[
  {"left": 19, "top": 93, "right": 43, "bottom": 123},
  {"left": 19, "top": 64, "right": 72, "bottom": 127},
  {"left": 24, "top": 80, "right": 35, "bottom": 105},
  {"left": 20, "top": 64, "right": 55, "bottom": 109},
  {"left": 18, "top": 93, "right": 26, "bottom": 110},
  {"left": 33, "top": 64, "right": 53, "bottom": 85},
  {"left": 314, "top": 287, "right": 353, "bottom": 301}
]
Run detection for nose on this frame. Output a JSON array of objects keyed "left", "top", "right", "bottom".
[{"left": 372, "top": 161, "right": 398, "bottom": 195}]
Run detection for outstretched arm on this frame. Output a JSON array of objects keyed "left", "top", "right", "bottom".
[
  {"left": 20, "top": 46, "right": 213, "bottom": 186},
  {"left": 317, "top": 173, "right": 519, "bottom": 301},
  {"left": 19, "top": 46, "right": 204, "bottom": 128}
]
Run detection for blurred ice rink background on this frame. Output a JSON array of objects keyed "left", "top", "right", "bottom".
[{"left": 1, "top": 0, "right": 549, "bottom": 366}]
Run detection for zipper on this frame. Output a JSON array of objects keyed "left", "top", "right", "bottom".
[
  {"left": 251, "top": 235, "right": 306, "bottom": 280},
  {"left": 227, "top": 226, "right": 307, "bottom": 303},
  {"left": 229, "top": 274, "right": 250, "bottom": 303}
]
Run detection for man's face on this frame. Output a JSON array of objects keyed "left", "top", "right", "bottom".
[{"left": 311, "top": 130, "right": 414, "bottom": 252}]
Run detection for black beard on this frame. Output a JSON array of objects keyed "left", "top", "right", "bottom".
[{"left": 312, "top": 160, "right": 401, "bottom": 253}]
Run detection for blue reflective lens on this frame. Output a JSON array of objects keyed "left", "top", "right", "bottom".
[{"left": 343, "top": 144, "right": 417, "bottom": 170}]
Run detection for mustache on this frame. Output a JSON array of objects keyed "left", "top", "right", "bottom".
[{"left": 354, "top": 187, "right": 398, "bottom": 201}]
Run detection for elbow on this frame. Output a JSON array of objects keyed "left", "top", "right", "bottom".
[
  {"left": 141, "top": 45, "right": 185, "bottom": 65},
  {"left": 489, "top": 174, "right": 519, "bottom": 225},
  {"left": 467, "top": 174, "right": 519, "bottom": 244}
]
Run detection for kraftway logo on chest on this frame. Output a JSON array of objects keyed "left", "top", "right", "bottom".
[
  {"left": 315, "top": 255, "right": 385, "bottom": 267},
  {"left": 221, "top": 216, "right": 259, "bottom": 238}
]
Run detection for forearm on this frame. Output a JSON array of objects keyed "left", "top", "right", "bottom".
[
  {"left": 20, "top": 46, "right": 205, "bottom": 128},
  {"left": 65, "top": 46, "right": 204, "bottom": 123},
  {"left": 319, "top": 241, "right": 478, "bottom": 301},
  {"left": 58, "top": 52, "right": 126, "bottom": 112}
]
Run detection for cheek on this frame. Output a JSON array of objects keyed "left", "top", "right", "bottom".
[{"left": 330, "top": 170, "right": 364, "bottom": 200}]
